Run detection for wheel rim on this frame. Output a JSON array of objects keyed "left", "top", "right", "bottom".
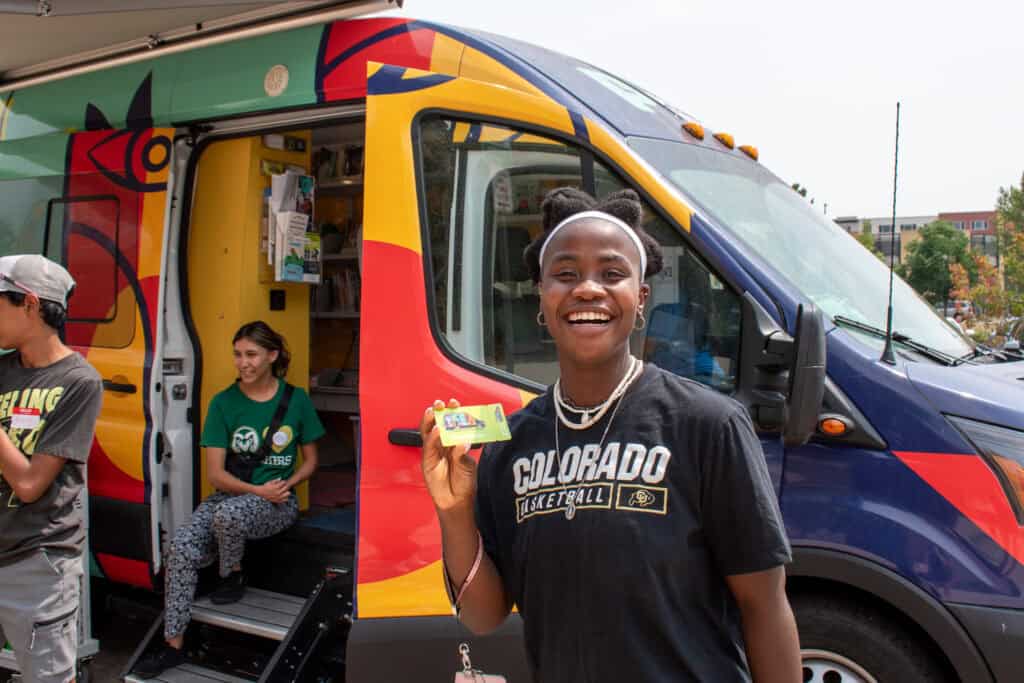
[{"left": 801, "top": 649, "right": 878, "bottom": 683}]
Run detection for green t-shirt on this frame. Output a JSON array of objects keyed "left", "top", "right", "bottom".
[{"left": 201, "top": 379, "right": 325, "bottom": 485}]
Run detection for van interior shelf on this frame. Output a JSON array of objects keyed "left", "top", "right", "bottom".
[
  {"left": 321, "top": 249, "right": 359, "bottom": 262},
  {"left": 312, "top": 311, "right": 359, "bottom": 319},
  {"left": 319, "top": 176, "right": 363, "bottom": 190}
]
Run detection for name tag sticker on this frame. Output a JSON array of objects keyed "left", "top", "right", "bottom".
[
  {"left": 434, "top": 404, "right": 512, "bottom": 447},
  {"left": 11, "top": 407, "right": 41, "bottom": 430}
]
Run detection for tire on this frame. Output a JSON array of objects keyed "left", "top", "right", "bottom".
[{"left": 793, "top": 594, "right": 954, "bottom": 683}]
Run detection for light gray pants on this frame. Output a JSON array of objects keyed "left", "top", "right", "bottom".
[
  {"left": 163, "top": 492, "right": 298, "bottom": 640},
  {"left": 0, "top": 549, "right": 83, "bottom": 683}
]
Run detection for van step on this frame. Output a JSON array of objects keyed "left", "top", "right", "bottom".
[
  {"left": 124, "top": 662, "right": 252, "bottom": 682},
  {"left": 191, "top": 588, "right": 305, "bottom": 641}
]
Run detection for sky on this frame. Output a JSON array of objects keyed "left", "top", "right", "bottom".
[{"left": 380, "top": 0, "right": 1023, "bottom": 219}]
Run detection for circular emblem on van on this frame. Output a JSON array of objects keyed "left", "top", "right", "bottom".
[{"left": 264, "top": 65, "right": 289, "bottom": 97}]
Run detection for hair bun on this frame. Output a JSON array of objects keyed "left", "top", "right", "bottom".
[
  {"left": 540, "top": 186, "right": 595, "bottom": 231},
  {"left": 596, "top": 189, "right": 642, "bottom": 229}
]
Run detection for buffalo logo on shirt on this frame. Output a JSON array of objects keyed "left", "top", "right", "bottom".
[{"left": 629, "top": 489, "right": 656, "bottom": 507}]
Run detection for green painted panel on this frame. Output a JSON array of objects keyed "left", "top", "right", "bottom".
[
  {"left": 169, "top": 24, "right": 322, "bottom": 123},
  {"left": 0, "top": 133, "right": 69, "bottom": 179},
  {"left": 5, "top": 61, "right": 178, "bottom": 140},
  {"left": 2, "top": 23, "right": 324, "bottom": 145}
]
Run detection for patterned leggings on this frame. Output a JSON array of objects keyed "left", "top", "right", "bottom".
[{"left": 163, "top": 491, "right": 298, "bottom": 640}]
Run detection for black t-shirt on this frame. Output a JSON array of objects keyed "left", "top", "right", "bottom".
[{"left": 475, "top": 363, "right": 792, "bottom": 682}]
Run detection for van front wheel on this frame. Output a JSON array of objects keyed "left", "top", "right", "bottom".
[{"left": 794, "top": 595, "right": 952, "bottom": 683}]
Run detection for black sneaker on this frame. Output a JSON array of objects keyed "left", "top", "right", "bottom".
[
  {"left": 209, "top": 570, "right": 246, "bottom": 605},
  {"left": 134, "top": 642, "right": 186, "bottom": 678}
]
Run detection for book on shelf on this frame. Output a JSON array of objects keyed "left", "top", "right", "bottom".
[{"left": 312, "top": 262, "right": 361, "bottom": 314}]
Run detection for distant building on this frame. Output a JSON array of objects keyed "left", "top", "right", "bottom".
[
  {"left": 938, "top": 211, "right": 998, "bottom": 265},
  {"left": 834, "top": 216, "right": 860, "bottom": 233},
  {"left": 854, "top": 215, "right": 935, "bottom": 263},
  {"left": 836, "top": 211, "right": 1000, "bottom": 266}
]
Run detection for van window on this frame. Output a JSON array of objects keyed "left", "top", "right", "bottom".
[
  {"left": 419, "top": 117, "right": 740, "bottom": 392},
  {"left": 0, "top": 178, "right": 134, "bottom": 348}
]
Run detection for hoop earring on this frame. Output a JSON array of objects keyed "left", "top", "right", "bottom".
[
  {"left": 634, "top": 309, "right": 646, "bottom": 330},
  {"left": 537, "top": 311, "right": 546, "bottom": 326}
]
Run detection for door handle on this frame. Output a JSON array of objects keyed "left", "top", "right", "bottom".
[
  {"left": 102, "top": 379, "right": 138, "bottom": 394},
  {"left": 388, "top": 429, "right": 422, "bottom": 447}
]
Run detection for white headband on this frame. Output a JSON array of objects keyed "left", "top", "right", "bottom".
[{"left": 538, "top": 210, "right": 647, "bottom": 278}]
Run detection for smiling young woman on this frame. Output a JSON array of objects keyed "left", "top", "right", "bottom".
[
  {"left": 420, "top": 188, "right": 801, "bottom": 682},
  {"left": 136, "top": 321, "right": 325, "bottom": 678}
]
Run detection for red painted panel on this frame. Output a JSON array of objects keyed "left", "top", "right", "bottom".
[
  {"left": 319, "top": 19, "right": 436, "bottom": 103},
  {"left": 96, "top": 552, "right": 152, "bottom": 589},
  {"left": 357, "top": 240, "right": 525, "bottom": 583},
  {"left": 894, "top": 451, "right": 1024, "bottom": 566},
  {"left": 86, "top": 439, "right": 145, "bottom": 503}
]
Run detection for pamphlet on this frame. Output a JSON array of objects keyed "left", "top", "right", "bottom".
[{"left": 269, "top": 171, "right": 320, "bottom": 283}]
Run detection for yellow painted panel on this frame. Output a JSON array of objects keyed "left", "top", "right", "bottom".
[
  {"left": 518, "top": 388, "right": 538, "bottom": 409},
  {"left": 365, "top": 62, "right": 575, "bottom": 253},
  {"left": 429, "top": 32, "right": 465, "bottom": 76},
  {"left": 357, "top": 559, "right": 449, "bottom": 618},
  {"left": 86, "top": 340, "right": 146, "bottom": 480},
  {"left": 459, "top": 47, "right": 547, "bottom": 99},
  {"left": 138, "top": 128, "right": 173, "bottom": 279},
  {"left": 585, "top": 119, "right": 693, "bottom": 232},
  {"left": 0, "top": 94, "right": 11, "bottom": 141}
]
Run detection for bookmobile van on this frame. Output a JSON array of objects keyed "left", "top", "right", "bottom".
[{"left": 1, "top": 2, "right": 1022, "bottom": 681}]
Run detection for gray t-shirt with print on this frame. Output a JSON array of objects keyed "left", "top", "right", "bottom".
[{"left": 0, "top": 351, "right": 102, "bottom": 564}]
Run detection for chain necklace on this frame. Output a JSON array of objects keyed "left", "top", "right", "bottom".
[
  {"left": 554, "top": 355, "right": 640, "bottom": 430},
  {"left": 553, "top": 359, "right": 643, "bottom": 520}
]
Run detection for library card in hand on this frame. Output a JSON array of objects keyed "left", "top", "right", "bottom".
[{"left": 435, "top": 404, "right": 512, "bottom": 447}]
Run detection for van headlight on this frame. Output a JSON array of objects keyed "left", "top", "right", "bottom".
[{"left": 947, "top": 415, "right": 1024, "bottom": 523}]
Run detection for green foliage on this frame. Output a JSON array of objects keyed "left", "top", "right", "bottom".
[
  {"left": 901, "top": 220, "right": 977, "bottom": 305},
  {"left": 854, "top": 229, "right": 885, "bottom": 261},
  {"left": 791, "top": 182, "right": 808, "bottom": 197},
  {"left": 996, "top": 173, "right": 1024, "bottom": 316}
]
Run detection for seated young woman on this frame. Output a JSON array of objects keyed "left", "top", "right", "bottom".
[{"left": 137, "top": 320, "right": 324, "bottom": 677}]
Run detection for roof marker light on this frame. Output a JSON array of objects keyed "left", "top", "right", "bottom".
[
  {"left": 739, "top": 144, "right": 759, "bottom": 161},
  {"left": 682, "top": 122, "right": 705, "bottom": 140},
  {"left": 713, "top": 132, "right": 735, "bottom": 149}
]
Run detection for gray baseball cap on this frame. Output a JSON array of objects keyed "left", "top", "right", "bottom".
[{"left": 0, "top": 254, "right": 76, "bottom": 308}]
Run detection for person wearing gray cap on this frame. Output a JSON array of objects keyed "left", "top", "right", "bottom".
[{"left": 0, "top": 254, "right": 103, "bottom": 683}]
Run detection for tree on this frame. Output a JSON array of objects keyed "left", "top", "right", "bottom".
[
  {"left": 996, "top": 172, "right": 1024, "bottom": 316},
  {"left": 791, "top": 182, "right": 808, "bottom": 198},
  {"left": 855, "top": 229, "right": 885, "bottom": 261},
  {"left": 901, "top": 220, "right": 977, "bottom": 305}
]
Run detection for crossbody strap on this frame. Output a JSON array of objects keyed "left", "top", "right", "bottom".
[{"left": 238, "top": 383, "right": 295, "bottom": 464}]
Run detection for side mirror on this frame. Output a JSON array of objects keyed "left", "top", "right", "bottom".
[{"left": 735, "top": 293, "right": 826, "bottom": 447}]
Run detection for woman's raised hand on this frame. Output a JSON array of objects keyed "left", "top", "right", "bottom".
[{"left": 421, "top": 398, "right": 477, "bottom": 514}]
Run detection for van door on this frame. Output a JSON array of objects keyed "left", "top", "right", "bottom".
[
  {"left": 47, "top": 123, "right": 175, "bottom": 588},
  {"left": 350, "top": 63, "right": 722, "bottom": 677}
]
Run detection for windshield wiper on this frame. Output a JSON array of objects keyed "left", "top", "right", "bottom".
[
  {"left": 952, "top": 344, "right": 1011, "bottom": 366},
  {"left": 833, "top": 316, "right": 957, "bottom": 366}
]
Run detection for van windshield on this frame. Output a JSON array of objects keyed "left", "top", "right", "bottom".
[{"left": 629, "top": 137, "right": 973, "bottom": 360}]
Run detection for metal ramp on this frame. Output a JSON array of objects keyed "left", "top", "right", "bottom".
[
  {"left": 190, "top": 589, "right": 305, "bottom": 641},
  {"left": 122, "top": 569, "right": 351, "bottom": 683},
  {"left": 125, "top": 662, "right": 252, "bottom": 683}
]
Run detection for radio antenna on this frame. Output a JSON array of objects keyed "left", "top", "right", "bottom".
[{"left": 881, "top": 101, "right": 901, "bottom": 365}]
